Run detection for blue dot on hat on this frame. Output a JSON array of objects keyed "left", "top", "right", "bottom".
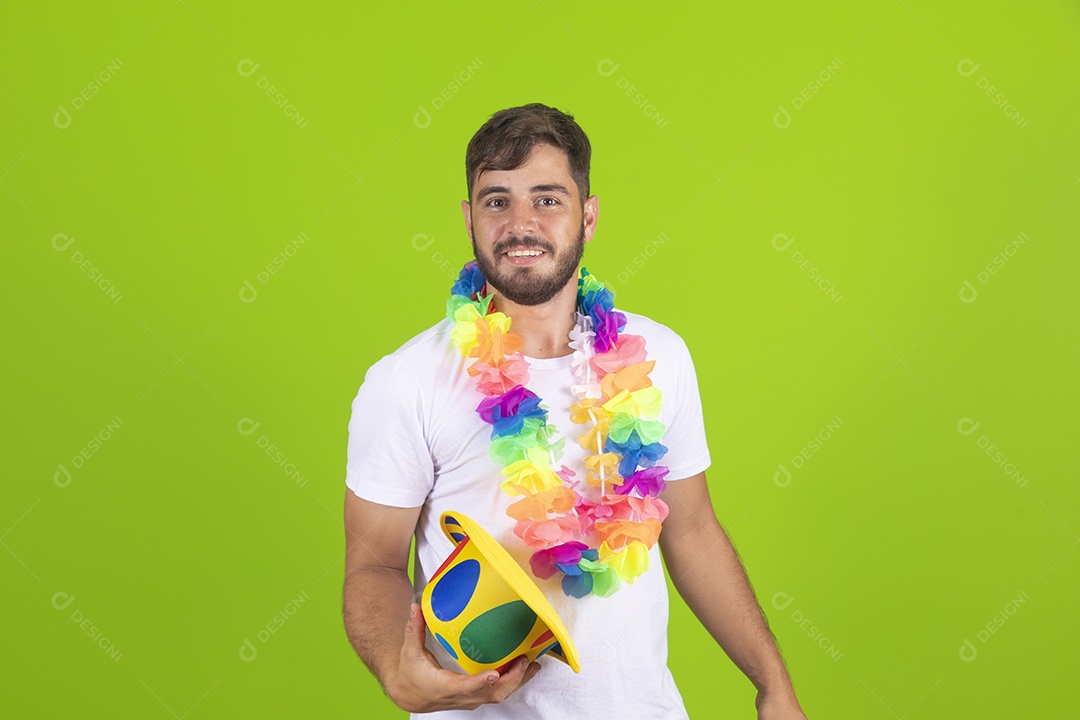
[
  {"left": 431, "top": 558, "right": 480, "bottom": 622},
  {"left": 435, "top": 632, "right": 458, "bottom": 660}
]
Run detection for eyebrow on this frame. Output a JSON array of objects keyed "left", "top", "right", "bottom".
[{"left": 475, "top": 183, "right": 572, "bottom": 201}]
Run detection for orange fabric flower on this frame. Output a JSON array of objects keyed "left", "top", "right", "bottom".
[
  {"left": 595, "top": 518, "right": 662, "bottom": 549},
  {"left": 600, "top": 360, "right": 655, "bottom": 400},
  {"left": 507, "top": 486, "right": 576, "bottom": 521},
  {"left": 472, "top": 312, "right": 521, "bottom": 364}
]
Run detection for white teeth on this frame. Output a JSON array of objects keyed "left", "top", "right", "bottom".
[{"left": 507, "top": 250, "right": 543, "bottom": 257}]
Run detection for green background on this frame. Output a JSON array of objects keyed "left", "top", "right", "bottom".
[{"left": 4, "top": 1, "right": 1077, "bottom": 717}]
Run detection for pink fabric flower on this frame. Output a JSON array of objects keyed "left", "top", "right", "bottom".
[
  {"left": 598, "top": 494, "right": 669, "bottom": 524},
  {"left": 469, "top": 354, "right": 531, "bottom": 395},
  {"left": 591, "top": 333, "right": 647, "bottom": 377},
  {"left": 626, "top": 495, "right": 669, "bottom": 523},
  {"left": 514, "top": 514, "right": 581, "bottom": 549},
  {"left": 575, "top": 495, "right": 617, "bottom": 536}
]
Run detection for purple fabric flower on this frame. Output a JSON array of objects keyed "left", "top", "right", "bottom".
[
  {"left": 476, "top": 386, "right": 545, "bottom": 437},
  {"left": 590, "top": 306, "right": 627, "bottom": 354},
  {"left": 530, "top": 541, "right": 588, "bottom": 579},
  {"left": 614, "top": 466, "right": 670, "bottom": 497}
]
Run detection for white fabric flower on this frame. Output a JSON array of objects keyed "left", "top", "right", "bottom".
[{"left": 569, "top": 313, "right": 601, "bottom": 399}]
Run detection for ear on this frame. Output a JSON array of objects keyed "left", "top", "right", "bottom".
[
  {"left": 461, "top": 199, "right": 473, "bottom": 238},
  {"left": 583, "top": 195, "right": 599, "bottom": 243}
]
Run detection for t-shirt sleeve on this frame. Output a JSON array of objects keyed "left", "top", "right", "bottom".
[
  {"left": 661, "top": 335, "right": 711, "bottom": 481},
  {"left": 345, "top": 355, "right": 434, "bottom": 507}
]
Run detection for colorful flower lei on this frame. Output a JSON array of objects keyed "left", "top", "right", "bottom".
[{"left": 446, "top": 261, "right": 671, "bottom": 598}]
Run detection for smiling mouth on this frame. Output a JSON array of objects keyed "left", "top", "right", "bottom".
[{"left": 504, "top": 249, "right": 545, "bottom": 258}]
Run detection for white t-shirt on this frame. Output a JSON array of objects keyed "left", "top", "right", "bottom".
[{"left": 346, "top": 310, "right": 711, "bottom": 719}]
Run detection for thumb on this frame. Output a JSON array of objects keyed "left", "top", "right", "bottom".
[{"left": 403, "top": 603, "right": 427, "bottom": 654}]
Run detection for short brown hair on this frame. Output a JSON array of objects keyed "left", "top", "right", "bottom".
[{"left": 465, "top": 103, "right": 591, "bottom": 202}]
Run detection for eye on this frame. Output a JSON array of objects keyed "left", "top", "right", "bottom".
[
  {"left": 537, "top": 196, "right": 560, "bottom": 207},
  {"left": 485, "top": 197, "right": 506, "bottom": 208}
]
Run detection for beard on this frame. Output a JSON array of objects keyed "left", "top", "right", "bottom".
[{"left": 471, "top": 223, "right": 586, "bottom": 306}]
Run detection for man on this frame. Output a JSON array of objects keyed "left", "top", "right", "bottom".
[{"left": 343, "top": 103, "right": 808, "bottom": 718}]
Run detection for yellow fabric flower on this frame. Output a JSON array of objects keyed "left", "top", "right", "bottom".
[
  {"left": 570, "top": 399, "right": 612, "bottom": 452},
  {"left": 583, "top": 452, "right": 621, "bottom": 487},
  {"left": 603, "top": 386, "right": 662, "bottom": 419},
  {"left": 499, "top": 446, "right": 562, "bottom": 496},
  {"left": 599, "top": 540, "right": 650, "bottom": 583},
  {"left": 449, "top": 303, "right": 483, "bottom": 356}
]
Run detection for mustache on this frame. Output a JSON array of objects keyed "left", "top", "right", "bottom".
[{"left": 494, "top": 236, "right": 553, "bottom": 255}]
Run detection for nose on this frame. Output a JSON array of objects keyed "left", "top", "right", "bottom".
[{"left": 507, "top": 201, "right": 538, "bottom": 238}]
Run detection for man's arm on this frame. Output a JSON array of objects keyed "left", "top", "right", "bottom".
[
  {"left": 342, "top": 489, "right": 540, "bottom": 712},
  {"left": 658, "top": 472, "right": 808, "bottom": 719}
]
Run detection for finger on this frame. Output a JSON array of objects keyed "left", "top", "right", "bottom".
[
  {"left": 487, "top": 656, "right": 532, "bottom": 702},
  {"left": 520, "top": 661, "right": 542, "bottom": 686},
  {"left": 506, "top": 660, "right": 541, "bottom": 694}
]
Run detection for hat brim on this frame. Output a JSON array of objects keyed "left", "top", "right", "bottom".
[{"left": 441, "top": 511, "right": 581, "bottom": 673}]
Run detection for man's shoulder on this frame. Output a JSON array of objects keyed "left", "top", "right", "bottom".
[
  {"left": 621, "top": 309, "right": 688, "bottom": 349},
  {"left": 362, "top": 318, "right": 455, "bottom": 382},
  {"left": 389, "top": 318, "right": 454, "bottom": 358}
]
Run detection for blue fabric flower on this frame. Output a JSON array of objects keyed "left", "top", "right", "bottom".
[
  {"left": 606, "top": 430, "right": 668, "bottom": 477},
  {"left": 562, "top": 570, "right": 594, "bottom": 598},
  {"left": 476, "top": 386, "right": 548, "bottom": 438},
  {"left": 450, "top": 261, "right": 486, "bottom": 298}
]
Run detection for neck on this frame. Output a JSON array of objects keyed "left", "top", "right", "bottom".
[{"left": 490, "top": 278, "right": 578, "bottom": 360}]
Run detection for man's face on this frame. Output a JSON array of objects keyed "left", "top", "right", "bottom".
[{"left": 462, "top": 143, "right": 598, "bottom": 306}]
